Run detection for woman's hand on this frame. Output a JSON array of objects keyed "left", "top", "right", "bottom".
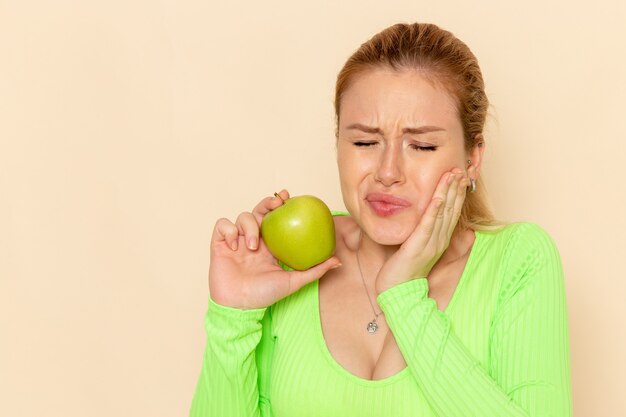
[
  {"left": 208, "top": 189, "right": 342, "bottom": 310},
  {"left": 375, "top": 169, "right": 469, "bottom": 295}
]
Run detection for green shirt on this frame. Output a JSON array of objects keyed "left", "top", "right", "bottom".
[{"left": 190, "top": 217, "right": 572, "bottom": 417}]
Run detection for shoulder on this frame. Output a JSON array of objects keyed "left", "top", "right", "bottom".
[
  {"left": 331, "top": 210, "right": 353, "bottom": 233},
  {"left": 331, "top": 210, "right": 359, "bottom": 252},
  {"left": 506, "top": 222, "right": 558, "bottom": 247},
  {"left": 492, "top": 222, "right": 561, "bottom": 269},
  {"left": 480, "top": 221, "right": 555, "bottom": 244},
  {"left": 487, "top": 222, "right": 565, "bottom": 307},
  {"left": 478, "top": 222, "right": 560, "bottom": 260}
]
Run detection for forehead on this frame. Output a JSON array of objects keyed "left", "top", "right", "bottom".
[{"left": 339, "top": 68, "right": 460, "bottom": 130}]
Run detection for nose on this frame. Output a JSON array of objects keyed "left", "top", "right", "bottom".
[{"left": 374, "top": 143, "right": 404, "bottom": 187}]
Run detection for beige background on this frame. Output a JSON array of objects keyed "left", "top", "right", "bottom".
[{"left": 1, "top": 0, "right": 625, "bottom": 416}]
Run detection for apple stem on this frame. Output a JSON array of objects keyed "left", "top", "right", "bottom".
[{"left": 274, "top": 192, "right": 285, "bottom": 203}]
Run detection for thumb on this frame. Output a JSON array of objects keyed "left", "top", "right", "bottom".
[{"left": 287, "top": 256, "right": 342, "bottom": 293}]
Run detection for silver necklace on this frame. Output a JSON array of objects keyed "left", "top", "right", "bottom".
[{"left": 355, "top": 232, "right": 383, "bottom": 334}]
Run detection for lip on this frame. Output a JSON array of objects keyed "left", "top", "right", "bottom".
[{"left": 365, "top": 192, "right": 411, "bottom": 217}]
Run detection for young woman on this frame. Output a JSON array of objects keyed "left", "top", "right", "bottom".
[{"left": 190, "top": 22, "right": 572, "bottom": 417}]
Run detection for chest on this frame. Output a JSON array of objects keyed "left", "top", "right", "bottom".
[
  {"left": 319, "top": 275, "right": 404, "bottom": 380},
  {"left": 268, "top": 283, "right": 434, "bottom": 417},
  {"left": 318, "top": 253, "right": 471, "bottom": 380},
  {"left": 268, "top": 267, "right": 499, "bottom": 416}
]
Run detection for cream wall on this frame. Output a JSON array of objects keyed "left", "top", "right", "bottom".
[{"left": 1, "top": 1, "right": 624, "bottom": 416}]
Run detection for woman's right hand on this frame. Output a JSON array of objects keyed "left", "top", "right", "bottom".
[{"left": 208, "top": 189, "right": 342, "bottom": 310}]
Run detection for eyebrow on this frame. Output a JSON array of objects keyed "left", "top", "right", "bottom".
[{"left": 345, "top": 123, "right": 446, "bottom": 135}]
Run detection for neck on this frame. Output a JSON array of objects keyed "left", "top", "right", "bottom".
[
  {"left": 355, "top": 223, "right": 472, "bottom": 275},
  {"left": 357, "top": 232, "right": 398, "bottom": 265}
]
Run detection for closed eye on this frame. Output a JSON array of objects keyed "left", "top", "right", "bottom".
[
  {"left": 410, "top": 145, "right": 437, "bottom": 152},
  {"left": 353, "top": 142, "right": 437, "bottom": 151}
]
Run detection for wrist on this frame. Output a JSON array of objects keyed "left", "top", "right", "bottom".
[
  {"left": 376, "top": 277, "right": 429, "bottom": 307},
  {"left": 375, "top": 275, "right": 428, "bottom": 296}
]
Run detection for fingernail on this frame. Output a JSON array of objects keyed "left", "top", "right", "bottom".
[
  {"left": 453, "top": 168, "right": 463, "bottom": 174},
  {"left": 331, "top": 263, "right": 342, "bottom": 270},
  {"left": 230, "top": 241, "right": 238, "bottom": 251},
  {"left": 248, "top": 236, "right": 257, "bottom": 250}
]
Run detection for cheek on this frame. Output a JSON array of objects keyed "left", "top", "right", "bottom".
[
  {"left": 336, "top": 151, "right": 362, "bottom": 210},
  {"left": 337, "top": 150, "right": 368, "bottom": 185},
  {"left": 336, "top": 154, "right": 352, "bottom": 191},
  {"left": 411, "top": 165, "right": 441, "bottom": 192},
  {"left": 408, "top": 167, "right": 445, "bottom": 212}
]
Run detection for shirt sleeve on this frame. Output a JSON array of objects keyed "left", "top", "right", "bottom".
[
  {"left": 190, "top": 212, "right": 347, "bottom": 417},
  {"left": 189, "top": 297, "right": 272, "bottom": 417},
  {"left": 376, "top": 223, "right": 572, "bottom": 417}
]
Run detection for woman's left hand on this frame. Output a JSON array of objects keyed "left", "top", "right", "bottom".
[{"left": 375, "top": 168, "right": 470, "bottom": 295}]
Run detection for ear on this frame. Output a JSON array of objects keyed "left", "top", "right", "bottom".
[{"left": 466, "top": 134, "right": 485, "bottom": 180}]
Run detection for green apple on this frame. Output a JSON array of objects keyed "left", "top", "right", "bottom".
[{"left": 261, "top": 194, "right": 336, "bottom": 271}]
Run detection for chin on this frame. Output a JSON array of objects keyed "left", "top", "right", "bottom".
[
  {"left": 362, "top": 217, "right": 415, "bottom": 246},
  {"left": 373, "top": 236, "right": 406, "bottom": 246}
]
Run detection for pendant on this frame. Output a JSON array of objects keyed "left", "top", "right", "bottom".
[{"left": 367, "top": 321, "right": 378, "bottom": 333}]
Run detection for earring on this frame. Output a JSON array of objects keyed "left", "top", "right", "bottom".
[{"left": 466, "top": 160, "right": 476, "bottom": 192}]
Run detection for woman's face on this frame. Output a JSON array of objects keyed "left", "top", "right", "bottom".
[{"left": 336, "top": 68, "right": 480, "bottom": 245}]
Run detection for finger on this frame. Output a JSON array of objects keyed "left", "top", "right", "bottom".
[
  {"left": 235, "top": 211, "right": 261, "bottom": 250},
  {"left": 447, "top": 176, "right": 468, "bottom": 237},
  {"left": 438, "top": 172, "right": 460, "bottom": 244},
  {"left": 402, "top": 170, "right": 451, "bottom": 248},
  {"left": 427, "top": 170, "right": 453, "bottom": 237},
  {"left": 401, "top": 170, "right": 450, "bottom": 252},
  {"left": 403, "top": 194, "right": 444, "bottom": 253},
  {"left": 212, "top": 218, "right": 239, "bottom": 250},
  {"left": 286, "top": 256, "right": 342, "bottom": 294},
  {"left": 252, "top": 189, "right": 290, "bottom": 224},
  {"left": 430, "top": 187, "right": 447, "bottom": 247}
]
